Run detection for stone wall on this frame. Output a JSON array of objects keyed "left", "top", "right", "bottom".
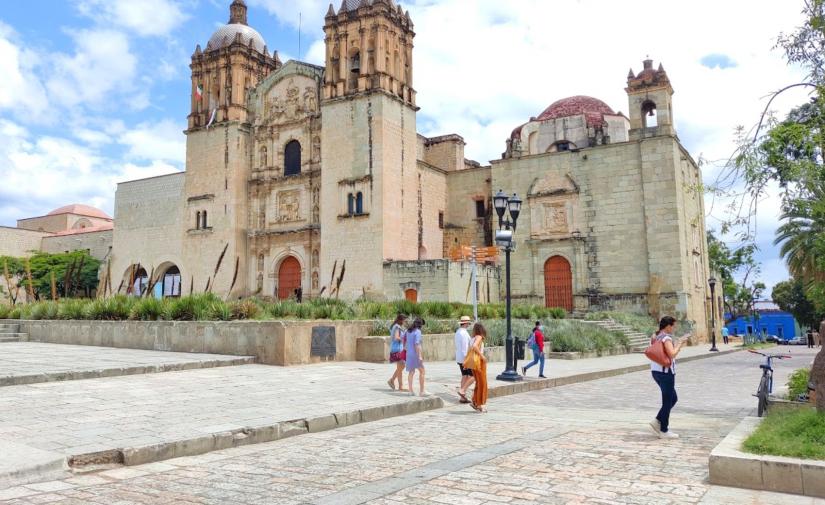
[
  {"left": 383, "top": 259, "right": 500, "bottom": 303},
  {"left": 111, "top": 172, "right": 185, "bottom": 294},
  {"left": 0, "top": 226, "right": 46, "bottom": 257},
  {"left": 443, "top": 166, "right": 492, "bottom": 255},
  {"left": 41, "top": 230, "right": 113, "bottom": 261},
  {"left": 10, "top": 319, "right": 373, "bottom": 366}
]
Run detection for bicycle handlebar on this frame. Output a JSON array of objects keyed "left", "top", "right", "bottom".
[{"left": 748, "top": 349, "right": 792, "bottom": 359}]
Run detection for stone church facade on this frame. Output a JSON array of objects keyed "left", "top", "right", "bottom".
[{"left": 102, "top": 0, "right": 714, "bottom": 335}]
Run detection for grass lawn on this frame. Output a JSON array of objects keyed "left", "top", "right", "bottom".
[
  {"left": 743, "top": 407, "right": 825, "bottom": 460},
  {"left": 739, "top": 342, "right": 777, "bottom": 350}
]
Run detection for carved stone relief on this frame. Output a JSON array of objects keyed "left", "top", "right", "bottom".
[
  {"left": 543, "top": 203, "right": 569, "bottom": 233},
  {"left": 277, "top": 190, "right": 301, "bottom": 223}
]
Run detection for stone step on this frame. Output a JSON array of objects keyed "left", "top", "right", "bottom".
[
  {"left": 0, "top": 324, "right": 20, "bottom": 332},
  {"left": 0, "top": 336, "right": 21, "bottom": 343}
]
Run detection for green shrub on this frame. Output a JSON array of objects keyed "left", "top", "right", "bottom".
[
  {"left": 0, "top": 304, "right": 10, "bottom": 319},
  {"left": 129, "top": 297, "right": 165, "bottom": 321},
  {"left": 29, "top": 301, "right": 59, "bottom": 320},
  {"left": 392, "top": 300, "right": 420, "bottom": 317},
  {"left": 8, "top": 307, "right": 22, "bottom": 319},
  {"left": 419, "top": 301, "right": 454, "bottom": 319},
  {"left": 58, "top": 299, "right": 87, "bottom": 320},
  {"left": 83, "top": 296, "right": 132, "bottom": 320},
  {"left": 210, "top": 301, "right": 233, "bottom": 321},
  {"left": 788, "top": 368, "right": 811, "bottom": 399},
  {"left": 164, "top": 295, "right": 216, "bottom": 321},
  {"left": 743, "top": 407, "right": 825, "bottom": 459}
]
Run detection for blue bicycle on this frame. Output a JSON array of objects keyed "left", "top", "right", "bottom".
[{"left": 749, "top": 349, "right": 792, "bottom": 417}]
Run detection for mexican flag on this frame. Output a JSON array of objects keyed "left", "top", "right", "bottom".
[{"left": 195, "top": 84, "right": 203, "bottom": 101}]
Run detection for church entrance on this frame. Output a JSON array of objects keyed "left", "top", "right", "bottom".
[
  {"left": 278, "top": 257, "right": 302, "bottom": 300},
  {"left": 544, "top": 256, "right": 573, "bottom": 312},
  {"left": 404, "top": 288, "right": 418, "bottom": 303}
]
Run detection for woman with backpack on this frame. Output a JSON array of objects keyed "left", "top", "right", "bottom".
[
  {"left": 387, "top": 314, "right": 407, "bottom": 391},
  {"left": 522, "top": 320, "right": 546, "bottom": 378},
  {"left": 648, "top": 316, "right": 689, "bottom": 439}
]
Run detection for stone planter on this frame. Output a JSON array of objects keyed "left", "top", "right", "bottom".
[
  {"left": 709, "top": 416, "right": 825, "bottom": 498},
  {"left": 547, "top": 347, "right": 630, "bottom": 360}
]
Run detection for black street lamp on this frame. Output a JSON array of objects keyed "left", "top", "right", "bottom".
[
  {"left": 494, "top": 189, "right": 523, "bottom": 382},
  {"left": 708, "top": 276, "right": 719, "bottom": 352}
]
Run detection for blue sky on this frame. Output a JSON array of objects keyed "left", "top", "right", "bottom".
[{"left": 0, "top": 0, "right": 811, "bottom": 294}]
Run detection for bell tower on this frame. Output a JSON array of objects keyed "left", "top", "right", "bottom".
[
  {"left": 323, "top": 0, "right": 416, "bottom": 105},
  {"left": 626, "top": 59, "right": 674, "bottom": 140},
  {"left": 188, "top": 0, "right": 280, "bottom": 130},
  {"left": 319, "top": 0, "right": 419, "bottom": 299}
]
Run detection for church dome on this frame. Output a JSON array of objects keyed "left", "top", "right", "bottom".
[
  {"left": 47, "top": 204, "right": 111, "bottom": 220},
  {"left": 206, "top": 23, "right": 266, "bottom": 53},
  {"left": 537, "top": 95, "right": 615, "bottom": 126}
]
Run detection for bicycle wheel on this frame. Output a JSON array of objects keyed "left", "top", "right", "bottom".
[{"left": 757, "top": 375, "right": 769, "bottom": 417}]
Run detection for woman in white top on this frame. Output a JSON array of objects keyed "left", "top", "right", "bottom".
[{"left": 650, "top": 316, "right": 688, "bottom": 439}]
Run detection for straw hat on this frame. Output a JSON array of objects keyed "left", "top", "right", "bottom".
[{"left": 459, "top": 316, "right": 472, "bottom": 324}]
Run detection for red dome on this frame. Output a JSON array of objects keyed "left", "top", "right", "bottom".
[
  {"left": 47, "top": 204, "right": 111, "bottom": 220},
  {"left": 537, "top": 95, "right": 615, "bottom": 126}
]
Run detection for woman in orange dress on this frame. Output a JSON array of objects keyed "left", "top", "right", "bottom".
[{"left": 470, "top": 322, "right": 488, "bottom": 413}]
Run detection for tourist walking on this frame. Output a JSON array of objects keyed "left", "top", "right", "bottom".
[
  {"left": 648, "top": 316, "right": 688, "bottom": 439},
  {"left": 809, "top": 329, "right": 816, "bottom": 349},
  {"left": 455, "top": 316, "right": 474, "bottom": 403},
  {"left": 721, "top": 326, "right": 729, "bottom": 345},
  {"left": 469, "top": 322, "right": 488, "bottom": 412},
  {"left": 406, "top": 318, "right": 430, "bottom": 396},
  {"left": 522, "top": 321, "right": 546, "bottom": 378},
  {"left": 387, "top": 314, "right": 407, "bottom": 391}
]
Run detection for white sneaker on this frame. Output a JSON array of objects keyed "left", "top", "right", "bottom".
[
  {"left": 649, "top": 419, "right": 661, "bottom": 434},
  {"left": 658, "top": 431, "right": 679, "bottom": 439},
  {"left": 419, "top": 390, "right": 432, "bottom": 397}
]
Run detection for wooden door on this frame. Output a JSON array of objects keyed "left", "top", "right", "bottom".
[
  {"left": 278, "top": 257, "right": 302, "bottom": 300},
  {"left": 404, "top": 289, "right": 418, "bottom": 303},
  {"left": 544, "top": 256, "right": 573, "bottom": 311}
]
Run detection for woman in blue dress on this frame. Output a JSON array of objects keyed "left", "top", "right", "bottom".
[
  {"left": 387, "top": 314, "right": 407, "bottom": 391},
  {"left": 405, "top": 318, "right": 430, "bottom": 396}
]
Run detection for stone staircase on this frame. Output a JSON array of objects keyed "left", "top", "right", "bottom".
[
  {"left": 0, "top": 322, "right": 26, "bottom": 343},
  {"left": 579, "top": 319, "right": 651, "bottom": 352}
]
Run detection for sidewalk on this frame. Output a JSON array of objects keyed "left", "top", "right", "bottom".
[{"left": 0, "top": 343, "right": 740, "bottom": 488}]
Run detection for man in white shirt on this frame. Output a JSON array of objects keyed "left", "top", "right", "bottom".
[{"left": 455, "top": 316, "right": 474, "bottom": 403}]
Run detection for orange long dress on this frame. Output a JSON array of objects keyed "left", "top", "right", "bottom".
[{"left": 472, "top": 343, "right": 488, "bottom": 407}]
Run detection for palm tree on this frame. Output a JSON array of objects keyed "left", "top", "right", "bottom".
[{"left": 774, "top": 179, "right": 825, "bottom": 284}]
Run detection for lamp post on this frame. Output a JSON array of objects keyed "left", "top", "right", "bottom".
[
  {"left": 493, "top": 189, "right": 523, "bottom": 382},
  {"left": 708, "top": 276, "right": 718, "bottom": 352}
]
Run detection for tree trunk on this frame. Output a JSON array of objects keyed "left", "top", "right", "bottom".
[{"left": 812, "top": 347, "right": 825, "bottom": 412}]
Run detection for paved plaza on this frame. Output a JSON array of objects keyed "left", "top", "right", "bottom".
[
  {"left": 0, "top": 343, "right": 818, "bottom": 503},
  {"left": 0, "top": 343, "right": 253, "bottom": 386}
]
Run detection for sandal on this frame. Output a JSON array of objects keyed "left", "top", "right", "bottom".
[
  {"left": 387, "top": 379, "right": 395, "bottom": 390},
  {"left": 471, "top": 402, "right": 481, "bottom": 412},
  {"left": 457, "top": 391, "right": 468, "bottom": 402}
]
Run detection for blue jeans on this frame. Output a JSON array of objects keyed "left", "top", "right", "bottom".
[
  {"left": 523, "top": 345, "right": 544, "bottom": 376},
  {"left": 652, "top": 371, "right": 678, "bottom": 432}
]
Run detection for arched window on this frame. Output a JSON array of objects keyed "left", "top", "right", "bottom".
[
  {"left": 347, "top": 193, "right": 355, "bottom": 216},
  {"left": 284, "top": 140, "right": 301, "bottom": 176},
  {"left": 196, "top": 211, "right": 201, "bottom": 230},
  {"left": 642, "top": 100, "right": 658, "bottom": 128},
  {"left": 355, "top": 192, "right": 364, "bottom": 214},
  {"left": 162, "top": 266, "right": 181, "bottom": 298},
  {"left": 132, "top": 267, "right": 149, "bottom": 297},
  {"left": 202, "top": 211, "right": 208, "bottom": 229}
]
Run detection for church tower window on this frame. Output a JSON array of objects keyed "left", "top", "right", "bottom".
[
  {"left": 284, "top": 140, "right": 301, "bottom": 176},
  {"left": 355, "top": 192, "right": 364, "bottom": 215}
]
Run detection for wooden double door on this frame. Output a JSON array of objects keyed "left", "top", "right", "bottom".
[{"left": 544, "top": 256, "right": 573, "bottom": 312}]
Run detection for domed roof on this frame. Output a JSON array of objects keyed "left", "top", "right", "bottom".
[
  {"left": 206, "top": 23, "right": 266, "bottom": 53},
  {"left": 537, "top": 95, "right": 616, "bottom": 126},
  {"left": 47, "top": 204, "right": 111, "bottom": 220}
]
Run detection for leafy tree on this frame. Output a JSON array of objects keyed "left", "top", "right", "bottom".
[
  {"left": 28, "top": 251, "right": 101, "bottom": 300},
  {"left": 706, "top": 231, "right": 765, "bottom": 324},
  {"left": 0, "top": 256, "right": 25, "bottom": 305},
  {"left": 774, "top": 178, "right": 825, "bottom": 284},
  {"left": 772, "top": 278, "right": 821, "bottom": 329}
]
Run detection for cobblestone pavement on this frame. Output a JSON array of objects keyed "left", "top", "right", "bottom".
[
  {"left": 0, "top": 347, "right": 819, "bottom": 504},
  {"left": 0, "top": 343, "right": 253, "bottom": 385}
]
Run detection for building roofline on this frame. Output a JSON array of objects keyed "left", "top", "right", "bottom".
[{"left": 117, "top": 171, "right": 185, "bottom": 186}]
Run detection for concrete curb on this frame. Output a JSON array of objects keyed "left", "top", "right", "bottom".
[
  {"left": 65, "top": 348, "right": 739, "bottom": 471},
  {"left": 69, "top": 396, "right": 444, "bottom": 469},
  {"left": 0, "top": 357, "right": 256, "bottom": 387},
  {"left": 709, "top": 415, "right": 825, "bottom": 498}
]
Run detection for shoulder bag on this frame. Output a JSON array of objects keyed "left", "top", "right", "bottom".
[{"left": 644, "top": 334, "right": 672, "bottom": 368}]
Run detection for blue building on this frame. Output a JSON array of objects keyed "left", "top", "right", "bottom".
[{"left": 725, "top": 301, "right": 799, "bottom": 340}]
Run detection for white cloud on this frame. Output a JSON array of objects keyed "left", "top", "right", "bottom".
[
  {"left": 0, "top": 119, "right": 180, "bottom": 226},
  {"left": 76, "top": 0, "right": 188, "bottom": 37},
  {"left": 46, "top": 29, "right": 137, "bottom": 111},
  {"left": 0, "top": 22, "right": 49, "bottom": 120},
  {"left": 118, "top": 120, "right": 186, "bottom": 164},
  {"left": 249, "top": 0, "right": 328, "bottom": 31}
]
